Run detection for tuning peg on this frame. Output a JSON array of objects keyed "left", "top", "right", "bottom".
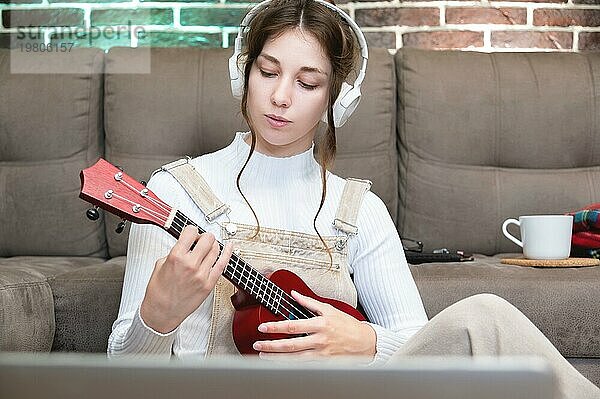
[
  {"left": 140, "top": 180, "right": 147, "bottom": 186},
  {"left": 86, "top": 206, "right": 100, "bottom": 221},
  {"left": 115, "top": 220, "right": 127, "bottom": 234}
]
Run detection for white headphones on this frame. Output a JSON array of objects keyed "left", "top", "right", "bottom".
[{"left": 228, "top": 0, "right": 369, "bottom": 128}]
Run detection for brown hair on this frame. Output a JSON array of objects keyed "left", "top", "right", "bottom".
[{"left": 236, "top": 0, "right": 360, "bottom": 264}]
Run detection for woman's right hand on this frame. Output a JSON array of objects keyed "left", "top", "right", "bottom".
[{"left": 140, "top": 225, "right": 233, "bottom": 334}]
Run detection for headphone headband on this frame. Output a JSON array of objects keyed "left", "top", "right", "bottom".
[{"left": 229, "top": 0, "right": 369, "bottom": 127}]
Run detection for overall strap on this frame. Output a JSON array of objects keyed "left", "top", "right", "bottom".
[
  {"left": 160, "top": 158, "right": 230, "bottom": 223},
  {"left": 333, "top": 177, "right": 372, "bottom": 236}
]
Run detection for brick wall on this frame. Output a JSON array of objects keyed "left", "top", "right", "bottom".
[{"left": 0, "top": 0, "right": 599, "bottom": 51}]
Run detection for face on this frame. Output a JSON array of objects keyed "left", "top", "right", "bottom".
[{"left": 246, "top": 28, "right": 332, "bottom": 157}]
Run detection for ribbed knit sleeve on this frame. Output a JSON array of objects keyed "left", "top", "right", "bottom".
[
  {"left": 107, "top": 173, "right": 184, "bottom": 357},
  {"left": 350, "top": 191, "right": 428, "bottom": 364},
  {"left": 107, "top": 225, "right": 177, "bottom": 357}
]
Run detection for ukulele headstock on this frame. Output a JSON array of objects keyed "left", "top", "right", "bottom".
[{"left": 79, "top": 158, "right": 170, "bottom": 228}]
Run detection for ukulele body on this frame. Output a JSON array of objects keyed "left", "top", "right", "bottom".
[{"left": 231, "top": 268, "right": 366, "bottom": 355}]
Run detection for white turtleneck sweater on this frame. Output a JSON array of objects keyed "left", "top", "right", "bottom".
[{"left": 108, "top": 132, "right": 428, "bottom": 363}]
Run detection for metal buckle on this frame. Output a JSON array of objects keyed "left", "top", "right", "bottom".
[
  {"left": 347, "top": 177, "right": 373, "bottom": 190},
  {"left": 161, "top": 157, "right": 191, "bottom": 172},
  {"left": 205, "top": 204, "right": 231, "bottom": 223},
  {"left": 151, "top": 156, "right": 191, "bottom": 178},
  {"left": 332, "top": 218, "right": 358, "bottom": 236},
  {"left": 334, "top": 235, "right": 349, "bottom": 251}
]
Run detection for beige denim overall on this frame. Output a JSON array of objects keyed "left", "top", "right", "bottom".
[{"left": 164, "top": 160, "right": 371, "bottom": 356}]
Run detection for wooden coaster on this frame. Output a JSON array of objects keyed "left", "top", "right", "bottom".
[{"left": 501, "top": 257, "right": 600, "bottom": 268}]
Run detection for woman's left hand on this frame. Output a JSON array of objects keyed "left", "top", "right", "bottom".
[{"left": 253, "top": 290, "right": 377, "bottom": 361}]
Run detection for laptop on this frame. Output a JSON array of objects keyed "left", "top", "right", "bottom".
[{"left": 0, "top": 352, "right": 556, "bottom": 399}]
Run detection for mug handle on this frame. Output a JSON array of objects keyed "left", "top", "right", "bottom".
[{"left": 502, "top": 218, "right": 523, "bottom": 247}]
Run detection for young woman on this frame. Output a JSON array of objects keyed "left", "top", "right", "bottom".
[{"left": 108, "top": 0, "right": 599, "bottom": 397}]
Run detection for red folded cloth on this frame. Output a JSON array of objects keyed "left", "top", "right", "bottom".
[
  {"left": 572, "top": 231, "right": 600, "bottom": 248},
  {"left": 567, "top": 204, "right": 600, "bottom": 249}
]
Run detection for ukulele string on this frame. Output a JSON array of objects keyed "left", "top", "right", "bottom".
[
  {"left": 117, "top": 179, "right": 174, "bottom": 220},
  {"left": 170, "top": 212, "right": 316, "bottom": 320},
  {"left": 244, "top": 265, "right": 316, "bottom": 320},
  {"left": 107, "top": 192, "right": 169, "bottom": 225}
]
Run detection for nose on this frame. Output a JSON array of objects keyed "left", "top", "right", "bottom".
[{"left": 271, "top": 79, "right": 292, "bottom": 108}]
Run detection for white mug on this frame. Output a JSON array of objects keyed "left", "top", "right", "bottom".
[{"left": 501, "top": 215, "right": 573, "bottom": 260}]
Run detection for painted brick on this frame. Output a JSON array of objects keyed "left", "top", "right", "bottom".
[
  {"left": 2, "top": 9, "right": 84, "bottom": 28},
  {"left": 1, "top": 0, "right": 596, "bottom": 53},
  {"left": 11, "top": 28, "right": 45, "bottom": 46},
  {"left": 142, "top": 0, "right": 216, "bottom": 2},
  {"left": 402, "top": 30, "right": 483, "bottom": 49},
  {"left": 490, "top": 0, "right": 565, "bottom": 2},
  {"left": 227, "top": 31, "right": 393, "bottom": 49},
  {"left": 534, "top": 9, "right": 600, "bottom": 27},
  {"left": 579, "top": 32, "right": 600, "bottom": 50},
  {"left": 50, "top": 29, "right": 132, "bottom": 49},
  {"left": 2, "top": 0, "right": 42, "bottom": 4},
  {"left": 137, "top": 31, "right": 221, "bottom": 47},
  {"left": 446, "top": 7, "right": 527, "bottom": 25},
  {"left": 0, "top": 33, "right": 11, "bottom": 48},
  {"left": 364, "top": 31, "right": 396, "bottom": 49},
  {"left": 0, "top": 33, "right": 10, "bottom": 48},
  {"left": 228, "top": 32, "right": 237, "bottom": 48},
  {"left": 355, "top": 8, "right": 439, "bottom": 27},
  {"left": 49, "top": 0, "right": 129, "bottom": 3},
  {"left": 400, "top": 0, "right": 471, "bottom": 2},
  {"left": 181, "top": 8, "right": 247, "bottom": 26},
  {"left": 1, "top": 32, "right": 44, "bottom": 48},
  {"left": 91, "top": 9, "right": 173, "bottom": 26},
  {"left": 492, "top": 30, "right": 572, "bottom": 49}
]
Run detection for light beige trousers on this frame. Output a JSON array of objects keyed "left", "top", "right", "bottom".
[{"left": 391, "top": 294, "right": 600, "bottom": 399}]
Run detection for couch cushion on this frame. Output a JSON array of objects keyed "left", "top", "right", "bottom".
[
  {"left": 0, "top": 48, "right": 106, "bottom": 257},
  {"left": 410, "top": 256, "right": 600, "bottom": 358},
  {"left": 0, "top": 256, "right": 103, "bottom": 351},
  {"left": 569, "top": 358, "right": 600, "bottom": 388},
  {"left": 103, "top": 47, "right": 396, "bottom": 256},
  {"left": 396, "top": 49, "right": 600, "bottom": 254},
  {"left": 50, "top": 257, "right": 125, "bottom": 352}
]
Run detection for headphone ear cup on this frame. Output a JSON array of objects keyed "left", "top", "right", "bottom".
[
  {"left": 333, "top": 82, "right": 361, "bottom": 128},
  {"left": 321, "top": 82, "right": 350, "bottom": 125},
  {"left": 229, "top": 53, "right": 244, "bottom": 99}
]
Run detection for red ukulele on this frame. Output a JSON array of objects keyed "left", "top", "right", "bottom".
[{"left": 80, "top": 158, "right": 365, "bottom": 355}]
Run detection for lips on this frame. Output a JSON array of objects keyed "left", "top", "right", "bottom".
[
  {"left": 265, "top": 114, "right": 292, "bottom": 128},
  {"left": 266, "top": 114, "right": 291, "bottom": 122}
]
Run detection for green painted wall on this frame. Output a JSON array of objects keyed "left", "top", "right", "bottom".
[{"left": 1, "top": 3, "right": 259, "bottom": 50}]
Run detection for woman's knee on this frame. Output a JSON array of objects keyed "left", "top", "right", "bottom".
[
  {"left": 427, "top": 294, "right": 508, "bottom": 331},
  {"left": 453, "top": 293, "right": 517, "bottom": 315},
  {"left": 435, "top": 294, "right": 526, "bottom": 330}
]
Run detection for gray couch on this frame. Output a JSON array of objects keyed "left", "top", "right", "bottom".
[{"left": 1, "top": 47, "right": 599, "bottom": 385}]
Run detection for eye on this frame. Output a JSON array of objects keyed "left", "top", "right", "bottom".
[
  {"left": 260, "top": 69, "right": 276, "bottom": 78},
  {"left": 298, "top": 81, "right": 317, "bottom": 90}
]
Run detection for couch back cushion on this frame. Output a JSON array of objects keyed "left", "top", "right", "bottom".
[
  {"left": 104, "top": 47, "right": 396, "bottom": 257},
  {"left": 396, "top": 49, "right": 600, "bottom": 254},
  {"left": 0, "top": 49, "right": 106, "bottom": 257}
]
